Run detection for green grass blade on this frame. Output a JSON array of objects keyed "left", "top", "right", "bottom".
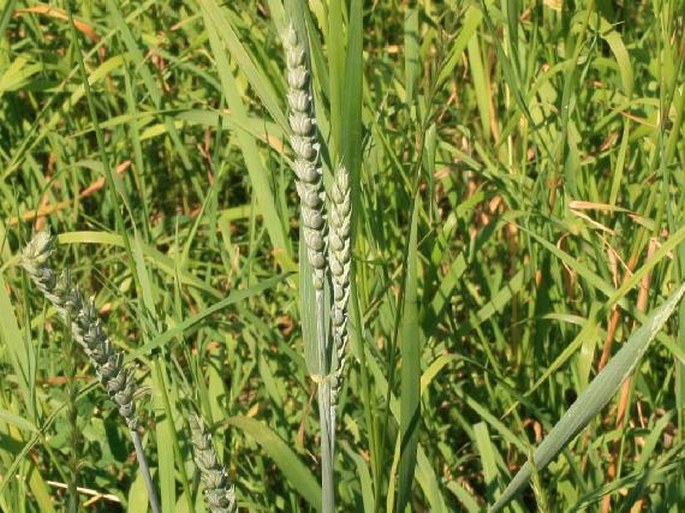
[
  {"left": 0, "top": 408, "right": 37, "bottom": 433},
  {"left": 198, "top": 0, "right": 287, "bottom": 130},
  {"left": 342, "top": 442, "right": 374, "bottom": 513},
  {"left": 326, "top": 0, "right": 344, "bottom": 160},
  {"left": 404, "top": 7, "right": 419, "bottom": 105},
  {"left": 435, "top": 4, "right": 483, "bottom": 91},
  {"left": 475, "top": 422, "right": 498, "bottom": 500},
  {"left": 227, "top": 415, "right": 322, "bottom": 511},
  {"left": 342, "top": 0, "right": 363, "bottom": 195},
  {"left": 489, "top": 281, "right": 685, "bottom": 512},
  {"left": 0, "top": 273, "right": 31, "bottom": 405},
  {"left": 397, "top": 200, "right": 420, "bottom": 513},
  {"left": 106, "top": 0, "right": 191, "bottom": 169}
]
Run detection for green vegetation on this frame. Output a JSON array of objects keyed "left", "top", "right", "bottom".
[{"left": 1, "top": 1, "right": 685, "bottom": 512}]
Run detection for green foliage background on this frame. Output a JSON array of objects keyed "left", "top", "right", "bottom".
[{"left": 1, "top": 0, "right": 684, "bottom": 512}]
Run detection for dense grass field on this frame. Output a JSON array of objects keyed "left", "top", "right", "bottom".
[{"left": 1, "top": 1, "right": 685, "bottom": 512}]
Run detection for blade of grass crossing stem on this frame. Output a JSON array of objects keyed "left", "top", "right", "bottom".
[
  {"left": 227, "top": 415, "right": 322, "bottom": 511},
  {"left": 397, "top": 200, "right": 420, "bottom": 513},
  {"left": 200, "top": 2, "right": 290, "bottom": 260},
  {"left": 489, "top": 282, "right": 685, "bottom": 512}
]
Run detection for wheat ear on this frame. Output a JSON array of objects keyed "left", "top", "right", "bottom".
[
  {"left": 329, "top": 163, "right": 351, "bottom": 415},
  {"left": 21, "top": 231, "right": 161, "bottom": 513},
  {"left": 283, "top": 23, "right": 327, "bottom": 289},
  {"left": 189, "top": 414, "right": 237, "bottom": 513}
]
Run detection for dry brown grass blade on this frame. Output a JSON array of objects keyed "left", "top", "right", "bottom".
[
  {"left": 8, "top": 161, "right": 131, "bottom": 226},
  {"left": 14, "top": 6, "right": 100, "bottom": 42}
]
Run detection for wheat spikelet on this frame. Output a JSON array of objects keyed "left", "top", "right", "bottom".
[
  {"left": 283, "top": 23, "right": 327, "bottom": 290},
  {"left": 189, "top": 414, "right": 237, "bottom": 513},
  {"left": 329, "top": 164, "right": 351, "bottom": 409}
]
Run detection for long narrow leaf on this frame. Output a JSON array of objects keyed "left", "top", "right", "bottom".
[
  {"left": 397, "top": 200, "right": 421, "bottom": 512},
  {"left": 489, "top": 282, "right": 685, "bottom": 512},
  {"left": 227, "top": 415, "right": 322, "bottom": 511}
]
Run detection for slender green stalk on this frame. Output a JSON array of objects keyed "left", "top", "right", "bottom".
[
  {"left": 20, "top": 231, "right": 161, "bottom": 513},
  {"left": 65, "top": 317, "right": 80, "bottom": 513}
]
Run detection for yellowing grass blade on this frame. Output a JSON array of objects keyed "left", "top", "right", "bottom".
[{"left": 489, "top": 281, "right": 685, "bottom": 513}]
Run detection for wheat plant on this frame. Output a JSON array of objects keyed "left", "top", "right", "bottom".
[
  {"left": 282, "top": 20, "right": 336, "bottom": 512},
  {"left": 329, "top": 163, "right": 352, "bottom": 423},
  {"left": 20, "top": 231, "right": 161, "bottom": 513},
  {"left": 282, "top": 18, "right": 356, "bottom": 511}
]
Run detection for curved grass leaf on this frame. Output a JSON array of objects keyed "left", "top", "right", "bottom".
[
  {"left": 489, "top": 281, "right": 685, "bottom": 512},
  {"left": 227, "top": 415, "right": 321, "bottom": 511}
]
